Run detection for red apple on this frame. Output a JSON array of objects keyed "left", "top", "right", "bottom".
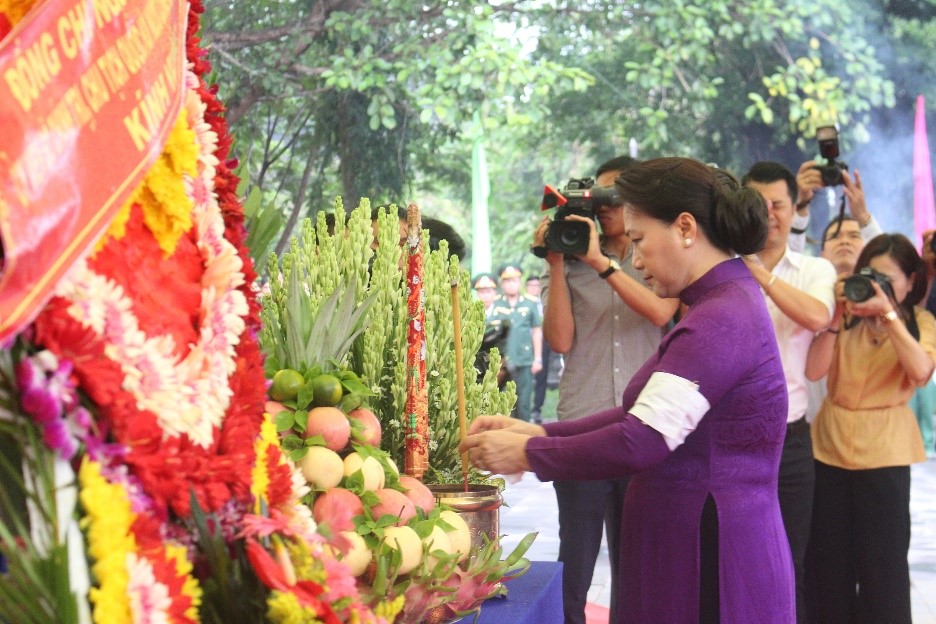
[
  {"left": 313, "top": 488, "right": 364, "bottom": 532},
  {"left": 306, "top": 406, "right": 351, "bottom": 451},
  {"left": 349, "top": 407, "right": 382, "bottom": 447},
  {"left": 398, "top": 475, "right": 436, "bottom": 514},
  {"left": 371, "top": 488, "right": 416, "bottom": 526}
]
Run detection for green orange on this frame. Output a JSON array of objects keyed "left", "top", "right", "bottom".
[
  {"left": 311, "top": 374, "right": 344, "bottom": 407},
  {"left": 270, "top": 368, "right": 304, "bottom": 401}
]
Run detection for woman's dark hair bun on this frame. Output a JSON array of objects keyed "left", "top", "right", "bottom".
[{"left": 712, "top": 186, "right": 768, "bottom": 256}]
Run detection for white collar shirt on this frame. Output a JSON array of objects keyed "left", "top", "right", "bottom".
[{"left": 765, "top": 247, "right": 837, "bottom": 422}]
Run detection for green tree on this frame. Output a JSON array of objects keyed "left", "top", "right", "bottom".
[
  {"left": 203, "top": 0, "right": 934, "bottom": 271},
  {"left": 202, "top": 0, "right": 591, "bottom": 253}
]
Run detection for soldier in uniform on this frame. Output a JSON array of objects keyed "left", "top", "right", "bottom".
[
  {"left": 491, "top": 265, "right": 542, "bottom": 421},
  {"left": 472, "top": 273, "right": 510, "bottom": 384}
]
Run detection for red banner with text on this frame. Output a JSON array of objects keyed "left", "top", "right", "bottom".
[{"left": 0, "top": 0, "right": 186, "bottom": 341}]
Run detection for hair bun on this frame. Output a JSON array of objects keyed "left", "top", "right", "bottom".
[{"left": 712, "top": 187, "right": 768, "bottom": 256}]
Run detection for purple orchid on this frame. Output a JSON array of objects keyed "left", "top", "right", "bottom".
[{"left": 14, "top": 350, "right": 89, "bottom": 461}]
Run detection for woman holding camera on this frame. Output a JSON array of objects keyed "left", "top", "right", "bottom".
[{"left": 805, "top": 233, "right": 935, "bottom": 624}]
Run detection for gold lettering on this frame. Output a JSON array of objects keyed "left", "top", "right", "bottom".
[
  {"left": 56, "top": 3, "right": 87, "bottom": 60},
  {"left": 123, "top": 90, "right": 151, "bottom": 151},
  {"left": 62, "top": 85, "right": 93, "bottom": 128},
  {"left": 2, "top": 32, "right": 62, "bottom": 112},
  {"left": 95, "top": 46, "right": 129, "bottom": 92},
  {"left": 79, "top": 65, "right": 110, "bottom": 113},
  {"left": 92, "top": 0, "right": 128, "bottom": 29}
]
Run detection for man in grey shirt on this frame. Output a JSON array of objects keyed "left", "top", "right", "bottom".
[{"left": 534, "top": 156, "right": 678, "bottom": 624}]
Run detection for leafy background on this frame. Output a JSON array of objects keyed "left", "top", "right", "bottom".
[{"left": 203, "top": 0, "right": 936, "bottom": 274}]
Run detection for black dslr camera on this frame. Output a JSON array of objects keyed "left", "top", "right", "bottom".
[
  {"left": 843, "top": 267, "right": 894, "bottom": 303},
  {"left": 537, "top": 178, "right": 623, "bottom": 255},
  {"left": 813, "top": 125, "right": 849, "bottom": 187}
]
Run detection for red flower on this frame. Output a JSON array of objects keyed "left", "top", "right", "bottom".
[
  {"left": 244, "top": 539, "right": 340, "bottom": 624},
  {"left": 263, "top": 445, "right": 294, "bottom": 509}
]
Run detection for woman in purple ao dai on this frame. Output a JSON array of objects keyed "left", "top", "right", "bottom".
[{"left": 461, "top": 157, "right": 795, "bottom": 624}]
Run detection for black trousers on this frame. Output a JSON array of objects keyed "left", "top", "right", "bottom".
[
  {"left": 554, "top": 477, "right": 629, "bottom": 624},
  {"left": 806, "top": 461, "right": 912, "bottom": 624},
  {"left": 778, "top": 418, "right": 815, "bottom": 624},
  {"left": 532, "top": 343, "right": 551, "bottom": 415}
]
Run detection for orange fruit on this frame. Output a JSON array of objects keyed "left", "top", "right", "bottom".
[
  {"left": 270, "top": 368, "right": 304, "bottom": 401},
  {"left": 311, "top": 374, "right": 343, "bottom": 407}
]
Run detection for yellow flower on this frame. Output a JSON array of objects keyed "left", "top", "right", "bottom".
[
  {"left": 96, "top": 111, "right": 197, "bottom": 255},
  {"left": 166, "top": 544, "right": 203, "bottom": 621},
  {"left": 375, "top": 594, "right": 405, "bottom": 621},
  {"left": 267, "top": 591, "right": 323, "bottom": 624},
  {"left": 251, "top": 413, "right": 280, "bottom": 510},
  {"left": 0, "top": 0, "right": 38, "bottom": 25},
  {"left": 286, "top": 539, "right": 316, "bottom": 581},
  {"left": 79, "top": 458, "right": 135, "bottom": 624}
]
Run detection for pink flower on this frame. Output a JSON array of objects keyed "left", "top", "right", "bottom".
[
  {"left": 42, "top": 419, "right": 78, "bottom": 459},
  {"left": 20, "top": 385, "right": 62, "bottom": 423}
]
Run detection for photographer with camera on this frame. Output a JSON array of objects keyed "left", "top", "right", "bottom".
[
  {"left": 741, "top": 161, "right": 837, "bottom": 624},
  {"left": 789, "top": 125, "right": 882, "bottom": 253},
  {"left": 804, "top": 233, "right": 935, "bottom": 624},
  {"left": 532, "top": 156, "right": 678, "bottom": 624}
]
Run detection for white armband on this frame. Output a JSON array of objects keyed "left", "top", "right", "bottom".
[{"left": 629, "top": 372, "right": 711, "bottom": 451}]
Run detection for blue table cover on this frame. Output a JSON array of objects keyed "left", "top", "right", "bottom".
[{"left": 455, "top": 560, "right": 564, "bottom": 624}]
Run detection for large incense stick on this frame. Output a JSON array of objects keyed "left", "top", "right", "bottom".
[{"left": 404, "top": 203, "right": 429, "bottom": 479}]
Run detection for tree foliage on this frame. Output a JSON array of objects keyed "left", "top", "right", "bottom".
[{"left": 202, "top": 0, "right": 935, "bottom": 273}]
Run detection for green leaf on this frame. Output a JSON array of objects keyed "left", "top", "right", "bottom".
[
  {"left": 296, "top": 381, "right": 315, "bottom": 410},
  {"left": 282, "top": 434, "right": 304, "bottom": 450},
  {"left": 289, "top": 447, "right": 309, "bottom": 462},
  {"left": 274, "top": 410, "right": 295, "bottom": 432},
  {"left": 293, "top": 410, "right": 309, "bottom": 433},
  {"left": 303, "top": 434, "right": 327, "bottom": 447}
]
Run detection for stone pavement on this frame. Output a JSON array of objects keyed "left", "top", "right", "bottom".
[{"left": 498, "top": 458, "right": 936, "bottom": 624}]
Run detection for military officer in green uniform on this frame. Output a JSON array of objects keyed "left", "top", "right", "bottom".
[{"left": 490, "top": 265, "right": 543, "bottom": 421}]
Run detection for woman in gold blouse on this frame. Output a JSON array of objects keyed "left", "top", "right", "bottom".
[{"left": 805, "top": 233, "right": 935, "bottom": 624}]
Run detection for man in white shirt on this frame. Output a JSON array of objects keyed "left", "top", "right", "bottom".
[{"left": 743, "top": 161, "right": 837, "bottom": 624}]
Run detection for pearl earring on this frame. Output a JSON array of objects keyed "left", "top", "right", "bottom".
[{"left": 684, "top": 238, "right": 692, "bottom": 247}]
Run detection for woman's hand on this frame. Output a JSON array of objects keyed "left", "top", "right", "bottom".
[
  {"left": 828, "top": 274, "right": 849, "bottom": 328},
  {"left": 468, "top": 415, "right": 545, "bottom": 437},
  {"left": 459, "top": 429, "right": 536, "bottom": 474}
]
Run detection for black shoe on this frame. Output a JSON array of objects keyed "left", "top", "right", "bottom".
[{"left": 531, "top": 411, "right": 542, "bottom": 424}]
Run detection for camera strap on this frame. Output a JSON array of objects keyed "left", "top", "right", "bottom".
[{"left": 826, "top": 192, "right": 849, "bottom": 240}]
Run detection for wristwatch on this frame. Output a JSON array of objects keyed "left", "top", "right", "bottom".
[{"left": 598, "top": 258, "right": 621, "bottom": 279}]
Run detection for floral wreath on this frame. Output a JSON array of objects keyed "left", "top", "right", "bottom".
[{"left": 1, "top": 1, "right": 385, "bottom": 622}]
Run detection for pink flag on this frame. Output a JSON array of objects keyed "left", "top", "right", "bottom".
[{"left": 914, "top": 95, "right": 936, "bottom": 250}]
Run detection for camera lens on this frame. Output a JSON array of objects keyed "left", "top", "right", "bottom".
[
  {"left": 821, "top": 165, "right": 843, "bottom": 187},
  {"left": 545, "top": 221, "right": 591, "bottom": 256},
  {"left": 842, "top": 275, "right": 874, "bottom": 303}
]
